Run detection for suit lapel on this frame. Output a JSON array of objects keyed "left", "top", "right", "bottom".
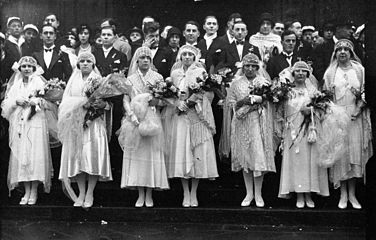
[
  {"left": 35, "top": 51, "right": 47, "bottom": 71},
  {"left": 242, "top": 42, "right": 253, "bottom": 59},
  {"left": 49, "top": 49, "right": 60, "bottom": 70},
  {"left": 229, "top": 43, "right": 240, "bottom": 61}
]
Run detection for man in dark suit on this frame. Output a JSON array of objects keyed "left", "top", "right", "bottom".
[
  {"left": 92, "top": 25, "right": 127, "bottom": 182},
  {"left": 143, "top": 21, "right": 171, "bottom": 78},
  {"left": 93, "top": 26, "right": 127, "bottom": 77},
  {"left": 2, "top": 17, "right": 24, "bottom": 82},
  {"left": 267, "top": 30, "right": 298, "bottom": 80},
  {"left": 32, "top": 24, "right": 72, "bottom": 82},
  {"left": 197, "top": 15, "right": 219, "bottom": 65},
  {"left": 217, "top": 21, "right": 261, "bottom": 73},
  {"left": 205, "top": 13, "right": 242, "bottom": 73}
]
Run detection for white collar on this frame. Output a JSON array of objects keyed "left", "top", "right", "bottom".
[
  {"left": 102, "top": 46, "right": 113, "bottom": 52},
  {"left": 226, "top": 30, "right": 235, "bottom": 43},
  {"left": 204, "top": 32, "right": 217, "bottom": 41},
  {"left": 282, "top": 51, "right": 293, "bottom": 57},
  {"left": 186, "top": 41, "right": 197, "bottom": 46},
  {"left": 44, "top": 44, "right": 56, "bottom": 51},
  {"left": 333, "top": 36, "right": 339, "bottom": 44},
  {"left": 8, "top": 35, "right": 25, "bottom": 47}
]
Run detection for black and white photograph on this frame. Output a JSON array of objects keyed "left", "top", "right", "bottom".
[{"left": 0, "top": 0, "right": 375, "bottom": 239}]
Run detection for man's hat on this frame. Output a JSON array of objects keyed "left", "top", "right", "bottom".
[
  {"left": 126, "top": 26, "right": 144, "bottom": 38},
  {"left": 23, "top": 24, "right": 39, "bottom": 34},
  {"left": 7, "top": 16, "right": 22, "bottom": 27}
]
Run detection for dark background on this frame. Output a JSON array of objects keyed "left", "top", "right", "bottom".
[
  {"left": 1, "top": 0, "right": 375, "bottom": 239},
  {"left": 0, "top": 0, "right": 367, "bottom": 36}
]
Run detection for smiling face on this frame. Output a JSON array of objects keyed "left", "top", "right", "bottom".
[
  {"left": 203, "top": 17, "right": 218, "bottom": 36},
  {"left": 20, "top": 64, "right": 35, "bottom": 78},
  {"left": 181, "top": 51, "right": 195, "bottom": 67},
  {"left": 335, "top": 47, "right": 351, "bottom": 63},
  {"left": 233, "top": 22, "right": 247, "bottom": 41},
  {"left": 184, "top": 24, "right": 200, "bottom": 44}
]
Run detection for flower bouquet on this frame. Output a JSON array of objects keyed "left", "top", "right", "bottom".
[
  {"left": 177, "top": 80, "right": 204, "bottom": 115},
  {"left": 28, "top": 78, "right": 67, "bottom": 120},
  {"left": 147, "top": 77, "right": 179, "bottom": 99},
  {"left": 83, "top": 73, "right": 131, "bottom": 128},
  {"left": 196, "top": 68, "right": 234, "bottom": 100}
]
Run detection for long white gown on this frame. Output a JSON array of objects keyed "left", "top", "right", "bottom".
[
  {"left": 1, "top": 72, "right": 53, "bottom": 193},
  {"left": 58, "top": 70, "right": 112, "bottom": 182}
]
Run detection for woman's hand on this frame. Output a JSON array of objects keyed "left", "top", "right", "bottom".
[
  {"left": 177, "top": 100, "right": 189, "bottom": 111},
  {"left": 91, "top": 99, "right": 107, "bottom": 109},
  {"left": 16, "top": 98, "right": 29, "bottom": 107},
  {"left": 351, "top": 108, "right": 362, "bottom": 121},
  {"left": 130, "top": 113, "right": 139, "bottom": 125},
  {"left": 300, "top": 105, "right": 311, "bottom": 116},
  {"left": 149, "top": 97, "right": 160, "bottom": 106},
  {"left": 250, "top": 95, "right": 263, "bottom": 103}
]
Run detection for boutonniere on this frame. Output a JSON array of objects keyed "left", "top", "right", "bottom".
[
  {"left": 249, "top": 46, "right": 254, "bottom": 52},
  {"left": 112, "top": 53, "right": 116, "bottom": 59}
]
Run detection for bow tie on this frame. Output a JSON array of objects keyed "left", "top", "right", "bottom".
[
  {"left": 236, "top": 40, "right": 245, "bottom": 45},
  {"left": 44, "top": 48, "right": 53, "bottom": 52},
  {"left": 283, "top": 53, "right": 293, "bottom": 60}
]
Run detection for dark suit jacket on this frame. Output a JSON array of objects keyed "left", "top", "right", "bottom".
[
  {"left": 153, "top": 47, "right": 173, "bottom": 79},
  {"left": 266, "top": 52, "right": 299, "bottom": 80},
  {"left": 312, "top": 40, "right": 335, "bottom": 83},
  {"left": 93, "top": 47, "right": 127, "bottom": 77},
  {"left": 197, "top": 36, "right": 218, "bottom": 64},
  {"left": 205, "top": 34, "right": 231, "bottom": 73},
  {"left": 32, "top": 48, "right": 72, "bottom": 82},
  {"left": 217, "top": 41, "right": 261, "bottom": 73},
  {"left": 2, "top": 40, "right": 22, "bottom": 82}
]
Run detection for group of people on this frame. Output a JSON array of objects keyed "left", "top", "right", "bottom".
[{"left": 0, "top": 11, "right": 372, "bottom": 210}]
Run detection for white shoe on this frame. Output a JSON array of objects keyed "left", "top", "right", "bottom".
[{"left": 241, "top": 196, "right": 253, "bottom": 207}]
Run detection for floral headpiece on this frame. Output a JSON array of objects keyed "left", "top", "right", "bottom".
[
  {"left": 291, "top": 61, "right": 311, "bottom": 73},
  {"left": 242, "top": 53, "right": 260, "bottom": 65},
  {"left": 78, "top": 52, "right": 96, "bottom": 64},
  {"left": 179, "top": 45, "right": 200, "bottom": 58},
  {"left": 18, "top": 56, "right": 37, "bottom": 67},
  {"left": 134, "top": 46, "right": 152, "bottom": 60},
  {"left": 334, "top": 39, "right": 354, "bottom": 52}
]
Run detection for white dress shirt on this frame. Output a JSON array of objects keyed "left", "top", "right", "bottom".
[
  {"left": 102, "top": 46, "right": 113, "bottom": 58},
  {"left": 282, "top": 51, "right": 293, "bottom": 66},
  {"left": 44, "top": 45, "right": 55, "bottom": 68},
  {"left": 203, "top": 33, "right": 217, "bottom": 50}
]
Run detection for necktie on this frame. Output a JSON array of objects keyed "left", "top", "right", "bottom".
[
  {"left": 236, "top": 40, "right": 244, "bottom": 45},
  {"left": 284, "top": 54, "right": 292, "bottom": 60},
  {"left": 45, "top": 48, "right": 53, "bottom": 52}
]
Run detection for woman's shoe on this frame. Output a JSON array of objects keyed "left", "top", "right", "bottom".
[
  {"left": 255, "top": 196, "right": 265, "bottom": 208},
  {"left": 19, "top": 197, "right": 29, "bottom": 205},
  {"left": 182, "top": 196, "right": 190, "bottom": 208},
  {"left": 145, "top": 198, "right": 154, "bottom": 208},
  {"left": 305, "top": 199, "right": 315, "bottom": 208},
  {"left": 338, "top": 197, "right": 348, "bottom": 209},
  {"left": 27, "top": 196, "right": 37, "bottom": 205},
  {"left": 349, "top": 197, "right": 362, "bottom": 209},
  {"left": 296, "top": 199, "right": 305, "bottom": 208},
  {"left": 83, "top": 195, "right": 94, "bottom": 208},
  {"left": 190, "top": 195, "right": 198, "bottom": 207},
  {"left": 241, "top": 196, "right": 253, "bottom": 207},
  {"left": 73, "top": 199, "right": 84, "bottom": 207}
]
